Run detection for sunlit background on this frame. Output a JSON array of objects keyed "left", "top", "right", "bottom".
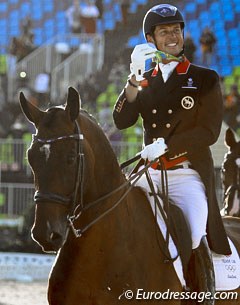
[{"left": 0, "top": 0, "right": 239, "bottom": 260}]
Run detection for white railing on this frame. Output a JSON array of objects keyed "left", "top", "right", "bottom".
[
  {"left": 8, "top": 45, "right": 54, "bottom": 101},
  {"left": 0, "top": 252, "right": 55, "bottom": 281},
  {"left": 51, "top": 34, "right": 104, "bottom": 101},
  {"left": 8, "top": 33, "right": 104, "bottom": 102},
  {"left": 0, "top": 183, "right": 34, "bottom": 216},
  {"left": 0, "top": 137, "right": 32, "bottom": 177},
  {"left": 17, "top": 44, "right": 54, "bottom": 78}
]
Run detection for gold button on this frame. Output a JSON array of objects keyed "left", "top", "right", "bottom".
[
  {"left": 152, "top": 109, "right": 157, "bottom": 114},
  {"left": 168, "top": 109, "right": 173, "bottom": 114},
  {"left": 166, "top": 123, "right": 171, "bottom": 128},
  {"left": 152, "top": 123, "right": 157, "bottom": 128}
]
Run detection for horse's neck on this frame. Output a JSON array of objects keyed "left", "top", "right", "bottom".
[
  {"left": 70, "top": 187, "right": 163, "bottom": 259},
  {"left": 85, "top": 154, "right": 125, "bottom": 203},
  {"left": 53, "top": 188, "right": 182, "bottom": 298}
]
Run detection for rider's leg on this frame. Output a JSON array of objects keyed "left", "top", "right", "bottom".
[
  {"left": 148, "top": 167, "right": 215, "bottom": 304},
  {"left": 186, "top": 236, "right": 215, "bottom": 305}
]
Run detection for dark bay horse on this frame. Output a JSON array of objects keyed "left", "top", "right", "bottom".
[
  {"left": 221, "top": 128, "right": 240, "bottom": 217},
  {"left": 19, "top": 87, "right": 240, "bottom": 304},
  {"left": 20, "top": 87, "right": 182, "bottom": 305}
]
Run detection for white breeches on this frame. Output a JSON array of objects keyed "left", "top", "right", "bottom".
[{"left": 135, "top": 167, "right": 208, "bottom": 249}]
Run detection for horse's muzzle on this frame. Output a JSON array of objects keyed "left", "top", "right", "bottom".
[{"left": 31, "top": 222, "right": 69, "bottom": 253}]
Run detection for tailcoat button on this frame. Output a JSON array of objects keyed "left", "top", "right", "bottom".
[
  {"left": 152, "top": 109, "right": 157, "bottom": 114},
  {"left": 152, "top": 123, "right": 157, "bottom": 128},
  {"left": 166, "top": 123, "right": 171, "bottom": 128},
  {"left": 168, "top": 109, "right": 173, "bottom": 114}
]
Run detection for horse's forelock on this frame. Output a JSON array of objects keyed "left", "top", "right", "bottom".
[{"left": 43, "top": 108, "right": 64, "bottom": 128}]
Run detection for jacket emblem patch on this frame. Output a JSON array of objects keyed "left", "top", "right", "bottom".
[
  {"left": 182, "top": 78, "right": 197, "bottom": 89},
  {"left": 181, "top": 96, "right": 194, "bottom": 109}
]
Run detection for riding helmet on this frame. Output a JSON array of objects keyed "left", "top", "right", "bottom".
[{"left": 143, "top": 4, "right": 185, "bottom": 39}]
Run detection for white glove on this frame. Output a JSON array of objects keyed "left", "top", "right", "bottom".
[
  {"left": 141, "top": 138, "right": 168, "bottom": 161},
  {"left": 130, "top": 43, "right": 157, "bottom": 81}
]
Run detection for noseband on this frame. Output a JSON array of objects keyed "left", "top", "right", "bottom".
[{"left": 33, "top": 120, "right": 85, "bottom": 210}]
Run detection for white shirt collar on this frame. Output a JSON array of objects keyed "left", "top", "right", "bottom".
[
  {"left": 159, "top": 61, "right": 178, "bottom": 73},
  {"left": 159, "top": 61, "right": 178, "bottom": 82}
]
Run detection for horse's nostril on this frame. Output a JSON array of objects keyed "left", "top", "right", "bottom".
[{"left": 50, "top": 232, "right": 62, "bottom": 242}]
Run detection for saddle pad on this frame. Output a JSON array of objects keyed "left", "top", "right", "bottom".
[{"left": 213, "top": 238, "right": 240, "bottom": 291}]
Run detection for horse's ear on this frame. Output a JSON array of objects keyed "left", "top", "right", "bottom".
[
  {"left": 225, "top": 128, "right": 237, "bottom": 149},
  {"left": 19, "top": 92, "right": 44, "bottom": 126},
  {"left": 65, "top": 87, "right": 80, "bottom": 121}
]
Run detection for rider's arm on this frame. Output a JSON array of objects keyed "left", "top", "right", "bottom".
[
  {"left": 113, "top": 75, "right": 141, "bottom": 130},
  {"left": 125, "top": 75, "right": 140, "bottom": 103}
]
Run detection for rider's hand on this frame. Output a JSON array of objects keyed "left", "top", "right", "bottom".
[
  {"left": 141, "top": 138, "right": 168, "bottom": 161},
  {"left": 130, "top": 43, "right": 157, "bottom": 81}
]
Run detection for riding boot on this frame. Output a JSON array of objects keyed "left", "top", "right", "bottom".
[{"left": 186, "top": 236, "right": 215, "bottom": 305}]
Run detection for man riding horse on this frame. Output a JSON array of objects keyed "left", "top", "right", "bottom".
[{"left": 113, "top": 3, "right": 231, "bottom": 303}]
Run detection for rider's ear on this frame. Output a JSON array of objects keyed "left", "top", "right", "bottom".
[
  {"left": 225, "top": 128, "right": 237, "bottom": 149},
  {"left": 146, "top": 34, "right": 154, "bottom": 44}
]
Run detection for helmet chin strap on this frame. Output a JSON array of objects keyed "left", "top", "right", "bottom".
[{"left": 177, "top": 49, "right": 184, "bottom": 57}]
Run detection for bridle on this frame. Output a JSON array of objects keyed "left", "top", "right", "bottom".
[
  {"left": 222, "top": 155, "right": 240, "bottom": 191},
  {"left": 222, "top": 154, "right": 240, "bottom": 215},
  {"left": 32, "top": 119, "right": 152, "bottom": 238},
  {"left": 33, "top": 121, "right": 84, "bottom": 208}
]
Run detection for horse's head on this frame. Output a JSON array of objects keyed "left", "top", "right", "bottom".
[
  {"left": 20, "top": 87, "right": 85, "bottom": 252},
  {"left": 221, "top": 128, "right": 240, "bottom": 217},
  {"left": 19, "top": 87, "right": 84, "bottom": 252},
  {"left": 222, "top": 128, "right": 240, "bottom": 192},
  {"left": 20, "top": 87, "right": 123, "bottom": 253}
]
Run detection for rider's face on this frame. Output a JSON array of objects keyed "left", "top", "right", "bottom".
[{"left": 147, "top": 23, "right": 184, "bottom": 56}]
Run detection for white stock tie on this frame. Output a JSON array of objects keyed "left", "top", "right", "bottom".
[
  {"left": 161, "top": 68, "right": 169, "bottom": 82},
  {"left": 159, "top": 62, "right": 178, "bottom": 82}
]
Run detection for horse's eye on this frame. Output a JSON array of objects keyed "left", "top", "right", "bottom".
[{"left": 67, "top": 154, "right": 77, "bottom": 164}]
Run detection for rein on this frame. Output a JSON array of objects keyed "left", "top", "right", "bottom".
[
  {"left": 33, "top": 120, "right": 85, "bottom": 213},
  {"left": 68, "top": 159, "right": 158, "bottom": 237}
]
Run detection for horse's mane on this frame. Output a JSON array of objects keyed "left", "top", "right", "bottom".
[
  {"left": 80, "top": 109, "right": 98, "bottom": 125},
  {"left": 79, "top": 109, "right": 115, "bottom": 152},
  {"left": 79, "top": 109, "right": 123, "bottom": 178},
  {"left": 44, "top": 106, "right": 119, "bottom": 170}
]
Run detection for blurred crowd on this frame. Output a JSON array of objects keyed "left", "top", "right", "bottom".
[
  {"left": 0, "top": 1, "right": 240, "bottom": 176},
  {"left": 1, "top": 0, "right": 240, "bottom": 254}
]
